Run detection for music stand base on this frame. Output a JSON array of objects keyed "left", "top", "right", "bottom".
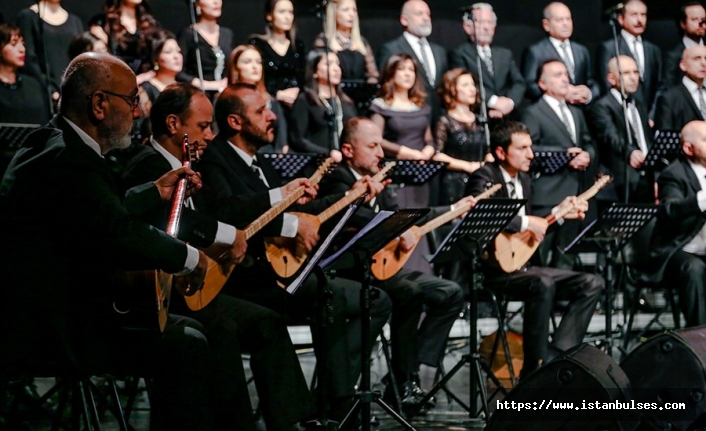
[{"left": 340, "top": 389, "right": 418, "bottom": 431}]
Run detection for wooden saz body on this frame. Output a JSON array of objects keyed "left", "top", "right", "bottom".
[
  {"left": 184, "top": 158, "right": 334, "bottom": 310},
  {"left": 114, "top": 135, "right": 195, "bottom": 333},
  {"left": 370, "top": 183, "right": 503, "bottom": 280},
  {"left": 492, "top": 175, "right": 612, "bottom": 273},
  {"left": 265, "top": 162, "right": 396, "bottom": 279}
]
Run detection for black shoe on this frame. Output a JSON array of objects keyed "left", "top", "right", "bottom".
[{"left": 408, "top": 372, "right": 436, "bottom": 410}]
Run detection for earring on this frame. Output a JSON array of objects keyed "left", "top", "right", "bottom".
[{"left": 195, "top": 6, "right": 201, "bottom": 16}]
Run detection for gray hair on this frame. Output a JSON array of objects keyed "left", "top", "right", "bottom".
[
  {"left": 464, "top": 2, "right": 497, "bottom": 23},
  {"left": 59, "top": 56, "right": 112, "bottom": 117}
]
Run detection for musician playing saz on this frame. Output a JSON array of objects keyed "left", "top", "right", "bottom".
[{"left": 465, "top": 120, "right": 603, "bottom": 379}]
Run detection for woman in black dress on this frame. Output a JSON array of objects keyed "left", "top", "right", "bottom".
[
  {"left": 435, "top": 68, "right": 493, "bottom": 205},
  {"left": 312, "top": 0, "right": 378, "bottom": 84},
  {"left": 289, "top": 50, "right": 357, "bottom": 160},
  {"left": 227, "top": 44, "right": 288, "bottom": 153},
  {"left": 248, "top": 0, "right": 306, "bottom": 108},
  {"left": 178, "top": 0, "right": 231, "bottom": 93},
  {"left": 0, "top": 24, "right": 51, "bottom": 126},
  {"left": 89, "top": 0, "right": 160, "bottom": 78}
]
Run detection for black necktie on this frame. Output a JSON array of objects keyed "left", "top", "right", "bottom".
[
  {"left": 251, "top": 157, "right": 268, "bottom": 186},
  {"left": 507, "top": 181, "right": 517, "bottom": 199}
]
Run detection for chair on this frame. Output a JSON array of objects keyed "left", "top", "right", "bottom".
[{"left": 620, "top": 218, "right": 681, "bottom": 351}]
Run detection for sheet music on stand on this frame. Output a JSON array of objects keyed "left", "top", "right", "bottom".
[
  {"left": 386, "top": 159, "right": 445, "bottom": 185},
  {"left": 563, "top": 203, "right": 659, "bottom": 253},
  {"left": 642, "top": 130, "right": 681, "bottom": 170},
  {"left": 320, "top": 208, "right": 430, "bottom": 272},
  {"left": 0, "top": 123, "right": 41, "bottom": 158},
  {"left": 340, "top": 81, "right": 380, "bottom": 112},
  {"left": 284, "top": 198, "right": 365, "bottom": 294},
  {"left": 531, "top": 150, "right": 577, "bottom": 175},
  {"left": 261, "top": 153, "right": 319, "bottom": 179},
  {"left": 431, "top": 199, "right": 526, "bottom": 265}
]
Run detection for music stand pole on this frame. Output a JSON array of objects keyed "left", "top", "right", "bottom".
[{"left": 467, "top": 9, "right": 491, "bottom": 162}]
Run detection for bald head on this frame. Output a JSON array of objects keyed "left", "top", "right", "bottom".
[
  {"left": 606, "top": 55, "right": 640, "bottom": 94},
  {"left": 400, "top": 0, "right": 432, "bottom": 38},
  {"left": 341, "top": 117, "right": 384, "bottom": 176},
  {"left": 542, "top": 2, "right": 573, "bottom": 41},
  {"left": 60, "top": 53, "right": 134, "bottom": 118},
  {"left": 682, "top": 121, "right": 706, "bottom": 166},
  {"left": 680, "top": 45, "right": 706, "bottom": 84}
]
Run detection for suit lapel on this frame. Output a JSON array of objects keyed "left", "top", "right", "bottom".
[
  {"left": 213, "top": 138, "right": 270, "bottom": 193},
  {"left": 538, "top": 99, "right": 573, "bottom": 142},
  {"left": 678, "top": 84, "right": 705, "bottom": 121}
]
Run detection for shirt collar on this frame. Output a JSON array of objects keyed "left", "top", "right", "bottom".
[
  {"left": 610, "top": 88, "right": 631, "bottom": 104},
  {"left": 542, "top": 93, "right": 565, "bottom": 109},
  {"left": 499, "top": 164, "right": 517, "bottom": 182},
  {"left": 63, "top": 115, "right": 103, "bottom": 157},
  {"left": 348, "top": 165, "right": 363, "bottom": 181},
  {"left": 621, "top": 29, "right": 641, "bottom": 44},
  {"left": 150, "top": 136, "right": 182, "bottom": 170},
  {"left": 683, "top": 75, "right": 702, "bottom": 92},
  {"left": 227, "top": 140, "right": 257, "bottom": 167},
  {"left": 403, "top": 31, "right": 426, "bottom": 45},
  {"left": 684, "top": 36, "right": 703, "bottom": 48},
  {"left": 549, "top": 36, "right": 570, "bottom": 49},
  {"left": 688, "top": 160, "right": 706, "bottom": 181}
]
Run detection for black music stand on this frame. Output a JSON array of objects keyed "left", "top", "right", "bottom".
[
  {"left": 563, "top": 204, "right": 658, "bottom": 357},
  {"left": 0, "top": 123, "right": 40, "bottom": 167},
  {"left": 340, "top": 82, "right": 380, "bottom": 113},
  {"left": 530, "top": 150, "right": 577, "bottom": 176},
  {"left": 261, "top": 152, "right": 320, "bottom": 180},
  {"left": 412, "top": 199, "right": 525, "bottom": 421},
  {"left": 321, "top": 208, "right": 430, "bottom": 431},
  {"left": 281, "top": 200, "right": 363, "bottom": 431},
  {"left": 386, "top": 159, "right": 445, "bottom": 186},
  {"left": 641, "top": 130, "right": 681, "bottom": 170}
]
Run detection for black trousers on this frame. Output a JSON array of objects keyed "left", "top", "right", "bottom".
[
  {"left": 665, "top": 250, "right": 706, "bottom": 327},
  {"left": 484, "top": 266, "right": 603, "bottom": 378},
  {"left": 224, "top": 265, "right": 391, "bottom": 400},
  {"left": 172, "top": 294, "right": 313, "bottom": 431}
]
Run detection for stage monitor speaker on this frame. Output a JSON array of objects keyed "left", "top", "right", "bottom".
[
  {"left": 486, "top": 344, "right": 639, "bottom": 431},
  {"left": 621, "top": 326, "right": 706, "bottom": 431}
]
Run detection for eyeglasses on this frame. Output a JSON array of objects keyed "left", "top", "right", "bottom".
[{"left": 88, "top": 89, "right": 140, "bottom": 110}]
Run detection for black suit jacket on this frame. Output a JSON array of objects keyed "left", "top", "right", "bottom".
[
  {"left": 0, "top": 115, "right": 189, "bottom": 368},
  {"left": 522, "top": 38, "right": 600, "bottom": 102},
  {"left": 596, "top": 37, "right": 663, "bottom": 115},
  {"left": 448, "top": 41, "right": 526, "bottom": 107},
  {"left": 377, "top": 35, "right": 447, "bottom": 124},
  {"left": 587, "top": 92, "right": 653, "bottom": 201},
  {"left": 289, "top": 93, "right": 358, "bottom": 154},
  {"left": 654, "top": 82, "right": 705, "bottom": 132},
  {"left": 465, "top": 163, "right": 533, "bottom": 233},
  {"left": 662, "top": 41, "right": 686, "bottom": 91},
  {"left": 648, "top": 158, "right": 706, "bottom": 282},
  {"left": 521, "top": 98, "right": 596, "bottom": 208},
  {"left": 118, "top": 143, "right": 272, "bottom": 248}
]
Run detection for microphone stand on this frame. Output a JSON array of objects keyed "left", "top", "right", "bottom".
[
  {"left": 609, "top": 11, "right": 632, "bottom": 204},
  {"left": 467, "top": 12, "right": 490, "bottom": 163},
  {"left": 35, "top": 0, "right": 56, "bottom": 116},
  {"left": 188, "top": 0, "right": 205, "bottom": 91},
  {"left": 314, "top": 0, "right": 341, "bottom": 154}
]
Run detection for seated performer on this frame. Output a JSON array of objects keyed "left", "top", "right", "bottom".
[
  {"left": 465, "top": 120, "right": 604, "bottom": 379},
  {"left": 117, "top": 82, "right": 315, "bottom": 431},
  {"left": 649, "top": 120, "right": 706, "bottom": 328},
  {"left": 0, "top": 52, "right": 217, "bottom": 431},
  {"left": 196, "top": 82, "right": 392, "bottom": 421},
  {"left": 318, "top": 116, "right": 467, "bottom": 415}
]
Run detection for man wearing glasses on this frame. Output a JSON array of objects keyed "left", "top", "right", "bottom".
[
  {"left": 0, "top": 53, "right": 223, "bottom": 430},
  {"left": 663, "top": 2, "right": 706, "bottom": 89}
]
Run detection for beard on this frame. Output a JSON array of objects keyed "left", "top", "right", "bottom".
[
  {"left": 241, "top": 120, "right": 274, "bottom": 149},
  {"left": 99, "top": 127, "right": 132, "bottom": 151},
  {"left": 410, "top": 23, "right": 432, "bottom": 38}
]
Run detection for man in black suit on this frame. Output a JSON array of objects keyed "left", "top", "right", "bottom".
[
  {"left": 448, "top": 2, "right": 525, "bottom": 120},
  {"left": 318, "top": 117, "right": 468, "bottom": 414},
  {"left": 655, "top": 45, "right": 706, "bottom": 132},
  {"left": 197, "top": 83, "right": 392, "bottom": 420},
  {"left": 465, "top": 120, "right": 603, "bottom": 379},
  {"left": 596, "top": 0, "right": 662, "bottom": 116},
  {"left": 377, "top": 0, "right": 447, "bottom": 125},
  {"left": 588, "top": 55, "right": 654, "bottom": 204},
  {"left": 663, "top": 2, "right": 705, "bottom": 90},
  {"left": 649, "top": 120, "right": 706, "bottom": 327},
  {"left": 522, "top": 59, "right": 595, "bottom": 268},
  {"left": 118, "top": 83, "right": 315, "bottom": 431},
  {"left": 522, "top": 2, "right": 599, "bottom": 104},
  {"left": 0, "top": 53, "right": 217, "bottom": 430}
]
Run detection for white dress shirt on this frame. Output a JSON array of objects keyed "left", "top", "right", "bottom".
[
  {"left": 542, "top": 94, "right": 577, "bottom": 143},
  {"left": 227, "top": 141, "right": 298, "bottom": 238},
  {"left": 403, "top": 31, "right": 436, "bottom": 84},
  {"left": 499, "top": 165, "right": 529, "bottom": 231},
  {"left": 683, "top": 36, "right": 704, "bottom": 49},
  {"left": 682, "top": 75, "right": 706, "bottom": 114},
  {"left": 683, "top": 161, "right": 706, "bottom": 255},
  {"left": 149, "top": 137, "right": 236, "bottom": 246},
  {"left": 622, "top": 30, "right": 645, "bottom": 77},
  {"left": 63, "top": 116, "right": 199, "bottom": 275},
  {"left": 610, "top": 89, "right": 649, "bottom": 154},
  {"left": 549, "top": 37, "right": 575, "bottom": 73}
]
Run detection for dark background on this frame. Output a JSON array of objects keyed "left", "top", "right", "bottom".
[{"left": 0, "top": 0, "right": 684, "bottom": 68}]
